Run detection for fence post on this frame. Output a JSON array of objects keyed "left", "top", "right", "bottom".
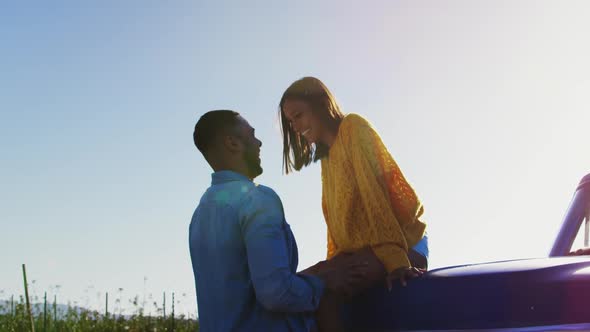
[
  {"left": 53, "top": 295, "right": 57, "bottom": 323},
  {"left": 171, "top": 292, "right": 175, "bottom": 331},
  {"left": 43, "top": 292, "right": 47, "bottom": 332},
  {"left": 22, "top": 264, "right": 36, "bottom": 332}
]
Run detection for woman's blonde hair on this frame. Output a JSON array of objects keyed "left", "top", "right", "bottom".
[{"left": 279, "top": 77, "right": 344, "bottom": 174}]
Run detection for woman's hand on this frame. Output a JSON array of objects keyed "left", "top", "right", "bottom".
[
  {"left": 568, "top": 247, "right": 590, "bottom": 256},
  {"left": 385, "top": 266, "right": 425, "bottom": 290}
]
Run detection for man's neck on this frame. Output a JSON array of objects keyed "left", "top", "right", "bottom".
[{"left": 213, "top": 165, "right": 252, "bottom": 181}]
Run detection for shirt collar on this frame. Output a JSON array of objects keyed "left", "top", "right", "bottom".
[{"left": 211, "top": 170, "right": 252, "bottom": 185}]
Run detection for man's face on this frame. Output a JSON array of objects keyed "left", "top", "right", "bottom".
[{"left": 235, "top": 116, "right": 263, "bottom": 179}]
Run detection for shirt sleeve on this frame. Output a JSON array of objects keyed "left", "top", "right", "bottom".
[
  {"left": 239, "top": 187, "right": 325, "bottom": 313},
  {"left": 342, "top": 114, "right": 425, "bottom": 273}
]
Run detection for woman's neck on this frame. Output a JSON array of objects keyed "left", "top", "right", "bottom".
[{"left": 320, "top": 119, "right": 342, "bottom": 148}]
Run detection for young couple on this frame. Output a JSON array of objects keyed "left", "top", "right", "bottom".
[{"left": 189, "top": 77, "right": 429, "bottom": 332}]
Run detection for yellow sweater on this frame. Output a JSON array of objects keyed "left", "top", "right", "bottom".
[{"left": 321, "top": 114, "right": 426, "bottom": 273}]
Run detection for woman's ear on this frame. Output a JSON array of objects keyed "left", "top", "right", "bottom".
[
  {"left": 322, "top": 97, "right": 330, "bottom": 109},
  {"left": 320, "top": 97, "right": 335, "bottom": 116}
]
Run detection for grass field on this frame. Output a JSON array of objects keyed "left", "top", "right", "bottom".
[{"left": 0, "top": 296, "right": 199, "bottom": 332}]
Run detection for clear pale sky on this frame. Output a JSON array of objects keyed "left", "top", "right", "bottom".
[{"left": 2, "top": 1, "right": 590, "bottom": 316}]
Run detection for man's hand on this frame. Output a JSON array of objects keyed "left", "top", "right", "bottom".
[
  {"left": 300, "top": 252, "right": 370, "bottom": 297},
  {"left": 385, "top": 266, "right": 425, "bottom": 290},
  {"left": 316, "top": 254, "right": 369, "bottom": 297}
]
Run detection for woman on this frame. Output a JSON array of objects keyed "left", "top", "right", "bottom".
[{"left": 279, "top": 76, "right": 429, "bottom": 293}]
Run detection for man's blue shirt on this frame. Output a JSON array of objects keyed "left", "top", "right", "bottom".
[{"left": 189, "top": 171, "right": 325, "bottom": 331}]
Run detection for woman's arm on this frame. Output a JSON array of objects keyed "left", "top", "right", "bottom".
[
  {"left": 323, "top": 197, "right": 338, "bottom": 259},
  {"left": 342, "top": 114, "right": 425, "bottom": 273},
  {"left": 327, "top": 230, "right": 337, "bottom": 259}
]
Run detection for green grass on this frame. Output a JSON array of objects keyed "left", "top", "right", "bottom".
[{"left": 0, "top": 297, "right": 199, "bottom": 332}]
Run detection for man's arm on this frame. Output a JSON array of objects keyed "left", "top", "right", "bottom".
[{"left": 239, "top": 188, "right": 324, "bottom": 313}]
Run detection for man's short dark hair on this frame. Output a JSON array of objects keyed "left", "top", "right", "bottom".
[{"left": 193, "top": 110, "right": 241, "bottom": 155}]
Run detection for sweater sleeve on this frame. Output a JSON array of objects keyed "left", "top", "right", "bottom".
[
  {"left": 322, "top": 193, "right": 338, "bottom": 259},
  {"left": 341, "top": 114, "right": 422, "bottom": 273},
  {"left": 327, "top": 228, "right": 337, "bottom": 259}
]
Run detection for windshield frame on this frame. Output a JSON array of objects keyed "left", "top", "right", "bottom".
[{"left": 550, "top": 174, "right": 590, "bottom": 257}]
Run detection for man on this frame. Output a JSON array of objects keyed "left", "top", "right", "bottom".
[{"left": 189, "top": 110, "right": 366, "bottom": 331}]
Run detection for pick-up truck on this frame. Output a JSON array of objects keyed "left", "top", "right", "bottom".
[{"left": 349, "top": 173, "right": 590, "bottom": 331}]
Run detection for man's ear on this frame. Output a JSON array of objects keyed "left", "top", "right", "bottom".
[{"left": 222, "top": 135, "right": 242, "bottom": 153}]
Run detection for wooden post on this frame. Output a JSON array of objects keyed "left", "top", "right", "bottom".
[
  {"left": 162, "top": 292, "right": 166, "bottom": 319},
  {"left": 11, "top": 295, "right": 14, "bottom": 316},
  {"left": 53, "top": 295, "right": 57, "bottom": 322},
  {"left": 22, "top": 264, "right": 36, "bottom": 332},
  {"left": 43, "top": 292, "right": 47, "bottom": 332},
  {"left": 171, "top": 292, "right": 175, "bottom": 331},
  {"left": 105, "top": 292, "right": 109, "bottom": 317}
]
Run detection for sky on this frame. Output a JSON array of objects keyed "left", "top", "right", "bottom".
[{"left": 1, "top": 0, "right": 590, "bottom": 317}]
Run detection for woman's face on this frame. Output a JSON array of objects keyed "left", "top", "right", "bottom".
[{"left": 282, "top": 99, "right": 324, "bottom": 144}]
